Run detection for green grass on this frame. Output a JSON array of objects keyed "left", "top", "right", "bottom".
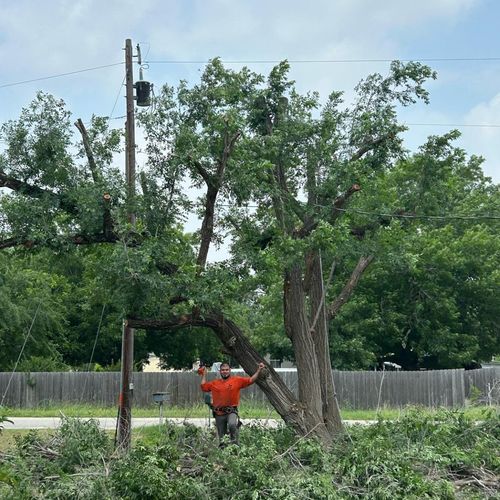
[
  {"left": 0, "top": 429, "right": 52, "bottom": 451},
  {"left": 1, "top": 402, "right": 496, "bottom": 420}
]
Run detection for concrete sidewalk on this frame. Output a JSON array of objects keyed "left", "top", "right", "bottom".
[
  {"left": 4, "top": 417, "right": 279, "bottom": 430},
  {"left": 5, "top": 417, "right": 374, "bottom": 430}
]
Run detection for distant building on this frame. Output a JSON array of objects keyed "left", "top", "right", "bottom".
[{"left": 143, "top": 354, "right": 165, "bottom": 372}]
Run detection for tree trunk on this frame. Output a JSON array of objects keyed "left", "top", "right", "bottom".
[
  {"left": 283, "top": 264, "right": 329, "bottom": 433},
  {"left": 196, "top": 186, "right": 217, "bottom": 270},
  {"left": 307, "top": 251, "right": 343, "bottom": 434}
]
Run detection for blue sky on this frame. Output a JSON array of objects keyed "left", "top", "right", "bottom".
[{"left": 1, "top": 0, "right": 500, "bottom": 183}]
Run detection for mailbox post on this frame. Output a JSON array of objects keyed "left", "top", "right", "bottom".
[{"left": 152, "top": 392, "right": 170, "bottom": 425}]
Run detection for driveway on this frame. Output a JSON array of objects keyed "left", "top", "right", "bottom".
[{"left": 4, "top": 417, "right": 280, "bottom": 430}]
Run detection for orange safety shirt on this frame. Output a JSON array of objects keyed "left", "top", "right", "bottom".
[{"left": 201, "top": 376, "right": 252, "bottom": 407}]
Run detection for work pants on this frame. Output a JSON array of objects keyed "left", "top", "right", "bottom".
[{"left": 214, "top": 412, "right": 239, "bottom": 445}]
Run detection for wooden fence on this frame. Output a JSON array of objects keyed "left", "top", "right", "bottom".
[{"left": 0, "top": 368, "right": 498, "bottom": 409}]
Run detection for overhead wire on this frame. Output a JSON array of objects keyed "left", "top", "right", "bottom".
[
  {"left": 2, "top": 57, "right": 500, "bottom": 129},
  {"left": 0, "top": 303, "right": 41, "bottom": 407},
  {"left": 108, "top": 76, "right": 126, "bottom": 124},
  {"left": 145, "top": 57, "right": 500, "bottom": 64},
  {"left": 218, "top": 203, "right": 500, "bottom": 222},
  {"left": 405, "top": 122, "right": 500, "bottom": 129},
  {"left": 80, "top": 304, "right": 107, "bottom": 403},
  {"left": 0, "top": 62, "right": 124, "bottom": 89},
  {"left": 330, "top": 207, "right": 500, "bottom": 221},
  {"left": 2, "top": 55, "right": 500, "bottom": 90}
]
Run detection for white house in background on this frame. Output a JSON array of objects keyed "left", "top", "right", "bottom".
[
  {"left": 143, "top": 354, "right": 165, "bottom": 372},
  {"left": 145, "top": 354, "right": 297, "bottom": 373}
]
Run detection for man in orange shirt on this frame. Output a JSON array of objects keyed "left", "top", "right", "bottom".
[{"left": 200, "top": 362, "right": 265, "bottom": 446}]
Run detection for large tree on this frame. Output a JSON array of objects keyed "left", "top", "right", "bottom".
[
  {"left": 328, "top": 134, "right": 500, "bottom": 370},
  {"left": 3, "top": 61, "right": 496, "bottom": 444}
]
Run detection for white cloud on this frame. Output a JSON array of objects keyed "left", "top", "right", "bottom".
[
  {"left": 460, "top": 93, "right": 500, "bottom": 180},
  {"left": 0, "top": 0, "right": 496, "bottom": 185}
]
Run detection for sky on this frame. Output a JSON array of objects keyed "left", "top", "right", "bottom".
[{"left": 1, "top": 0, "right": 499, "bottom": 185}]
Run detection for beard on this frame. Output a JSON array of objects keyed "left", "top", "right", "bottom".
[{"left": 221, "top": 373, "right": 230, "bottom": 379}]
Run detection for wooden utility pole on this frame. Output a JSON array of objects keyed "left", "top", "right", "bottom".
[{"left": 117, "top": 38, "right": 136, "bottom": 450}]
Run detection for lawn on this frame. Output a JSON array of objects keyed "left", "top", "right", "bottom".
[{"left": 1, "top": 402, "right": 496, "bottom": 420}]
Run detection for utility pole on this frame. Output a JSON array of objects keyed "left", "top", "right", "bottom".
[{"left": 117, "top": 38, "right": 136, "bottom": 450}]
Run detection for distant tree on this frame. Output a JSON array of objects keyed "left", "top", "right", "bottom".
[{"left": 329, "top": 137, "right": 500, "bottom": 369}]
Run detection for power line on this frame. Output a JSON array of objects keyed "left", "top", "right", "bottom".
[
  {"left": 219, "top": 203, "right": 500, "bottom": 221},
  {"left": 80, "top": 303, "right": 107, "bottom": 403},
  {"left": 146, "top": 57, "right": 500, "bottom": 64},
  {"left": 332, "top": 207, "right": 500, "bottom": 221},
  {"left": 406, "top": 122, "right": 500, "bottom": 129},
  {"left": 0, "top": 62, "right": 124, "bottom": 89},
  {"left": 108, "top": 76, "right": 126, "bottom": 124},
  {"left": 0, "top": 303, "right": 41, "bottom": 407},
  {"left": 1, "top": 56, "right": 499, "bottom": 90}
]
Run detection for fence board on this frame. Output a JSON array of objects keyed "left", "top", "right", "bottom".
[
  {"left": 0, "top": 368, "right": 494, "bottom": 409},
  {"left": 464, "top": 367, "right": 500, "bottom": 405}
]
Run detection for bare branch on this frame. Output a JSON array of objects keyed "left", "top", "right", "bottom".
[
  {"left": 218, "top": 130, "right": 241, "bottom": 178},
  {"left": 328, "top": 255, "right": 374, "bottom": 319},
  {"left": 331, "top": 183, "right": 361, "bottom": 222},
  {"left": 102, "top": 193, "right": 114, "bottom": 240},
  {"left": 74, "top": 119, "right": 100, "bottom": 183}
]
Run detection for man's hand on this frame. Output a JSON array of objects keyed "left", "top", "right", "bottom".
[
  {"left": 249, "top": 362, "right": 266, "bottom": 384},
  {"left": 199, "top": 365, "right": 208, "bottom": 385}
]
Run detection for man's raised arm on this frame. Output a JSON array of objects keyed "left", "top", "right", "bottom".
[{"left": 249, "top": 363, "right": 265, "bottom": 384}]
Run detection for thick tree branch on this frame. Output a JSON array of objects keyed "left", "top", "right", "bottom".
[
  {"left": 328, "top": 255, "right": 374, "bottom": 319},
  {"left": 196, "top": 186, "right": 217, "bottom": 271},
  {"left": 0, "top": 171, "right": 78, "bottom": 214},
  {"left": 0, "top": 237, "right": 26, "bottom": 250},
  {"left": 0, "top": 231, "right": 119, "bottom": 250},
  {"left": 331, "top": 183, "right": 361, "bottom": 223},
  {"left": 349, "top": 210, "right": 413, "bottom": 240},
  {"left": 217, "top": 129, "right": 241, "bottom": 178},
  {"left": 188, "top": 157, "right": 212, "bottom": 186},
  {"left": 102, "top": 193, "right": 114, "bottom": 240},
  {"left": 75, "top": 119, "right": 100, "bottom": 183},
  {"left": 194, "top": 129, "right": 241, "bottom": 271},
  {"left": 0, "top": 193, "right": 120, "bottom": 252},
  {"left": 350, "top": 134, "right": 391, "bottom": 162}
]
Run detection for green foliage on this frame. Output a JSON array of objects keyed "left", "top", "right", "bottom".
[
  {"left": 0, "top": 415, "right": 13, "bottom": 433},
  {"left": 0, "top": 410, "right": 498, "bottom": 499},
  {"left": 328, "top": 135, "right": 500, "bottom": 369},
  {"left": 17, "top": 356, "right": 70, "bottom": 373},
  {"left": 0, "top": 419, "right": 110, "bottom": 499}
]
